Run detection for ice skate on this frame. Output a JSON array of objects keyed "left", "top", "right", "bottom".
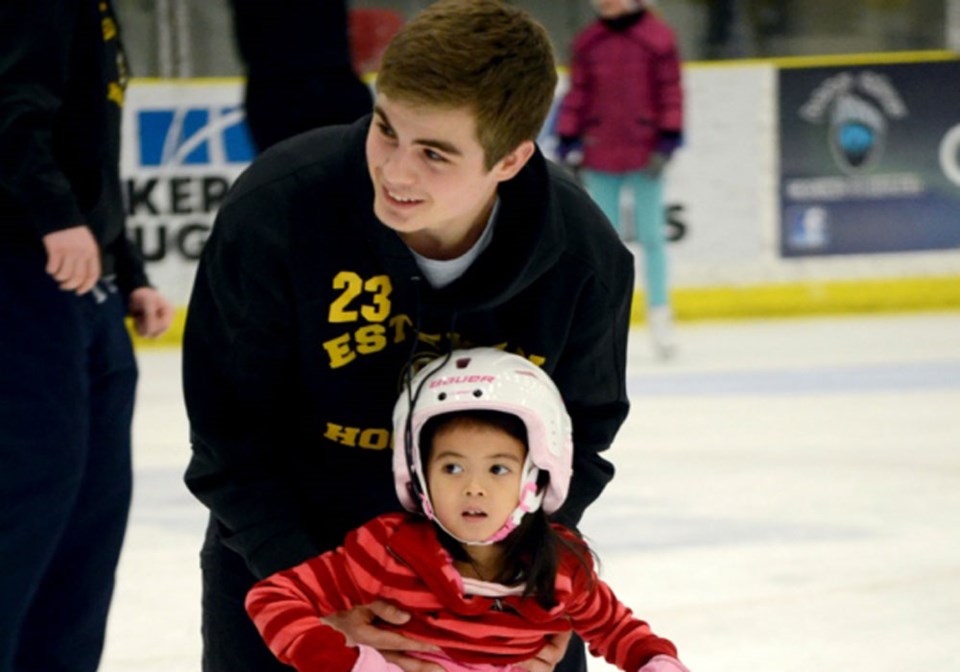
[{"left": 648, "top": 305, "right": 676, "bottom": 360}]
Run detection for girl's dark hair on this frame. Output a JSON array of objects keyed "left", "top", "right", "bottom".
[{"left": 420, "top": 410, "right": 594, "bottom": 609}]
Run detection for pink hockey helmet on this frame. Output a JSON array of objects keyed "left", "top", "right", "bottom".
[{"left": 393, "top": 348, "right": 573, "bottom": 545}]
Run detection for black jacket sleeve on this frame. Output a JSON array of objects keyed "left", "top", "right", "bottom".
[
  {"left": 550, "top": 254, "right": 634, "bottom": 529},
  {"left": 182, "top": 184, "right": 319, "bottom": 578},
  {"left": 0, "top": 1, "right": 89, "bottom": 238}
]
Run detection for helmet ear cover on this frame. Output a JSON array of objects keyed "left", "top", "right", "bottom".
[{"left": 392, "top": 348, "right": 573, "bottom": 545}]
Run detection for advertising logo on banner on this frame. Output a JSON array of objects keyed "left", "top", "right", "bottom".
[
  {"left": 137, "top": 106, "right": 253, "bottom": 167},
  {"left": 779, "top": 60, "right": 960, "bottom": 257},
  {"left": 122, "top": 82, "right": 254, "bottom": 304}
]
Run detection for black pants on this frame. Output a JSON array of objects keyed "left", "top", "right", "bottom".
[
  {"left": 0, "top": 252, "right": 137, "bottom": 672},
  {"left": 199, "top": 517, "right": 588, "bottom": 671},
  {"left": 243, "top": 68, "right": 373, "bottom": 153},
  {"left": 199, "top": 519, "right": 291, "bottom": 672}
]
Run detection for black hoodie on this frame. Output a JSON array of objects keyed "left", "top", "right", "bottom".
[{"left": 183, "top": 116, "right": 634, "bottom": 578}]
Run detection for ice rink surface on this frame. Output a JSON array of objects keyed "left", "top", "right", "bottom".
[{"left": 101, "top": 311, "right": 960, "bottom": 671}]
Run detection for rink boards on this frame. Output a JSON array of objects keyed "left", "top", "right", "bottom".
[{"left": 119, "top": 53, "right": 960, "bottom": 346}]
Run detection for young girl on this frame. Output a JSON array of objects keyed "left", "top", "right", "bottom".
[
  {"left": 245, "top": 348, "right": 689, "bottom": 672},
  {"left": 556, "top": 0, "right": 684, "bottom": 358}
]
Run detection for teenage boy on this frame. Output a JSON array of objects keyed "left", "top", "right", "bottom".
[{"left": 183, "top": 2, "right": 634, "bottom": 671}]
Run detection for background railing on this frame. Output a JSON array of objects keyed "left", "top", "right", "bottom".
[{"left": 115, "top": 0, "right": 958, "bottom": 79}]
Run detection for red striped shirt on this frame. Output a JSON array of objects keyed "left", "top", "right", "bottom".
[{"left": 246, "top": 513, "right": 677, "bottom": 671}]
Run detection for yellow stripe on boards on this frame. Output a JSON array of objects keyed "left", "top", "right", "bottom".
[
  {"left": 679, "top": 50, "right": 960, "bottom": 70},
  {"left": 632, "top": 276, "right": 960, "bottom": 322},
  {"left": 129, "top": 277, "right": 960, "bottom": 348}
]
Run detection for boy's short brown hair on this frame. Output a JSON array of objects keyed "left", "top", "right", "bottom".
[{"left": 375, "top": 0, "right": 558, "bottom": 170}]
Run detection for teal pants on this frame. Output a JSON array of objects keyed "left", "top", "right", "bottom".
[{"left": 581, "top": 169, "right": 669, "bottom": 307}]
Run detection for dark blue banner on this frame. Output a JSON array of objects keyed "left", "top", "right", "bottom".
[{"left": 779, "top": 60, "right": 960, "bottom": 257}]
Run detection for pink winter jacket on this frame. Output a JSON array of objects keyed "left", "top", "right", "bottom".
[{"left": 556, "top": 11, "right": 683, "bottom": 172}]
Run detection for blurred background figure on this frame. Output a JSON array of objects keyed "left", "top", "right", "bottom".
[
  {"left": 227, "top": 0, "right": 374, "bottom": 153},
  {"left": 0, "top": 1, "right": 173, "bottom": 669},
  {"left": 348, "top": 7, "right": 405, "bottom": 77},
  {"left": 556, "top": 0, "right": 684, "bottom": 359}
]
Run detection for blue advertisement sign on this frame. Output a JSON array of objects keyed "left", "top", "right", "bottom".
[
  {"left": 779, "top": 60, "right": 960, "bottom": 257},
  {"left": 137, "top": 105, "right": 254, "bottom": 168}
]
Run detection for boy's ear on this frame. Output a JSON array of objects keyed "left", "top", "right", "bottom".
[{"left": 492, "top": 140, "right": 536, "bottom": 183}]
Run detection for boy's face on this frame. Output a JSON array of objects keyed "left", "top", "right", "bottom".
[
  {"left": 365, "top": 94, "right": 533, "bottom": 260},
  {"left": 425, "top": 423, "right": 525, "bottom": 545}
]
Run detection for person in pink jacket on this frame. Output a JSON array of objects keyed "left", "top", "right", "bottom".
[{"left": 556, "top": 0, "right": 684, "bottom": 359}]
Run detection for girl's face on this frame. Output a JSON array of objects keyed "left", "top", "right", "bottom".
[
  {"left": 592, "top": 0, "right": 640, "bottom": 19},
  {"left": 426, "top": 423, "right": 526, "bottom": 546}
]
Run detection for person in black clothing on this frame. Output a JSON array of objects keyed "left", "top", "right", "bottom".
[
  {"left": 0, "top": 2, "right": 173, "bottom": 670},
  {"left": 183, "top": 2, "right": 634, "bottom": 671},
  {"left": 228, "top": 0, "right": 374, "bottom": 153}
]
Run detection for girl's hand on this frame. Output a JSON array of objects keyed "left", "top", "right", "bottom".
[{"left": 637, "top": 654, "right": 691, "bottom": 672}]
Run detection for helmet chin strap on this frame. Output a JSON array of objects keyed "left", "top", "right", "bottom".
[{"left": 421, "top": 457, "right": 545, "bottom": 547}]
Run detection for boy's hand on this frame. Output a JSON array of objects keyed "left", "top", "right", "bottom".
[
  {"left": 515, "top": 630, "right": 572, "bottom": 672},
  {"left": 43, "top": 225, "right": 101, "bottom": 295},
  {"left": 128, "top": 287, "right": 175, "bottom": 338},
  {"left": 322, "top": 601, "right": 443, "bottom": 672}
]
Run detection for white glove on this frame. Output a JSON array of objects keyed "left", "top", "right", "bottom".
[{"left": 638, "top": 654, "right": 690, "bottom": 672}]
